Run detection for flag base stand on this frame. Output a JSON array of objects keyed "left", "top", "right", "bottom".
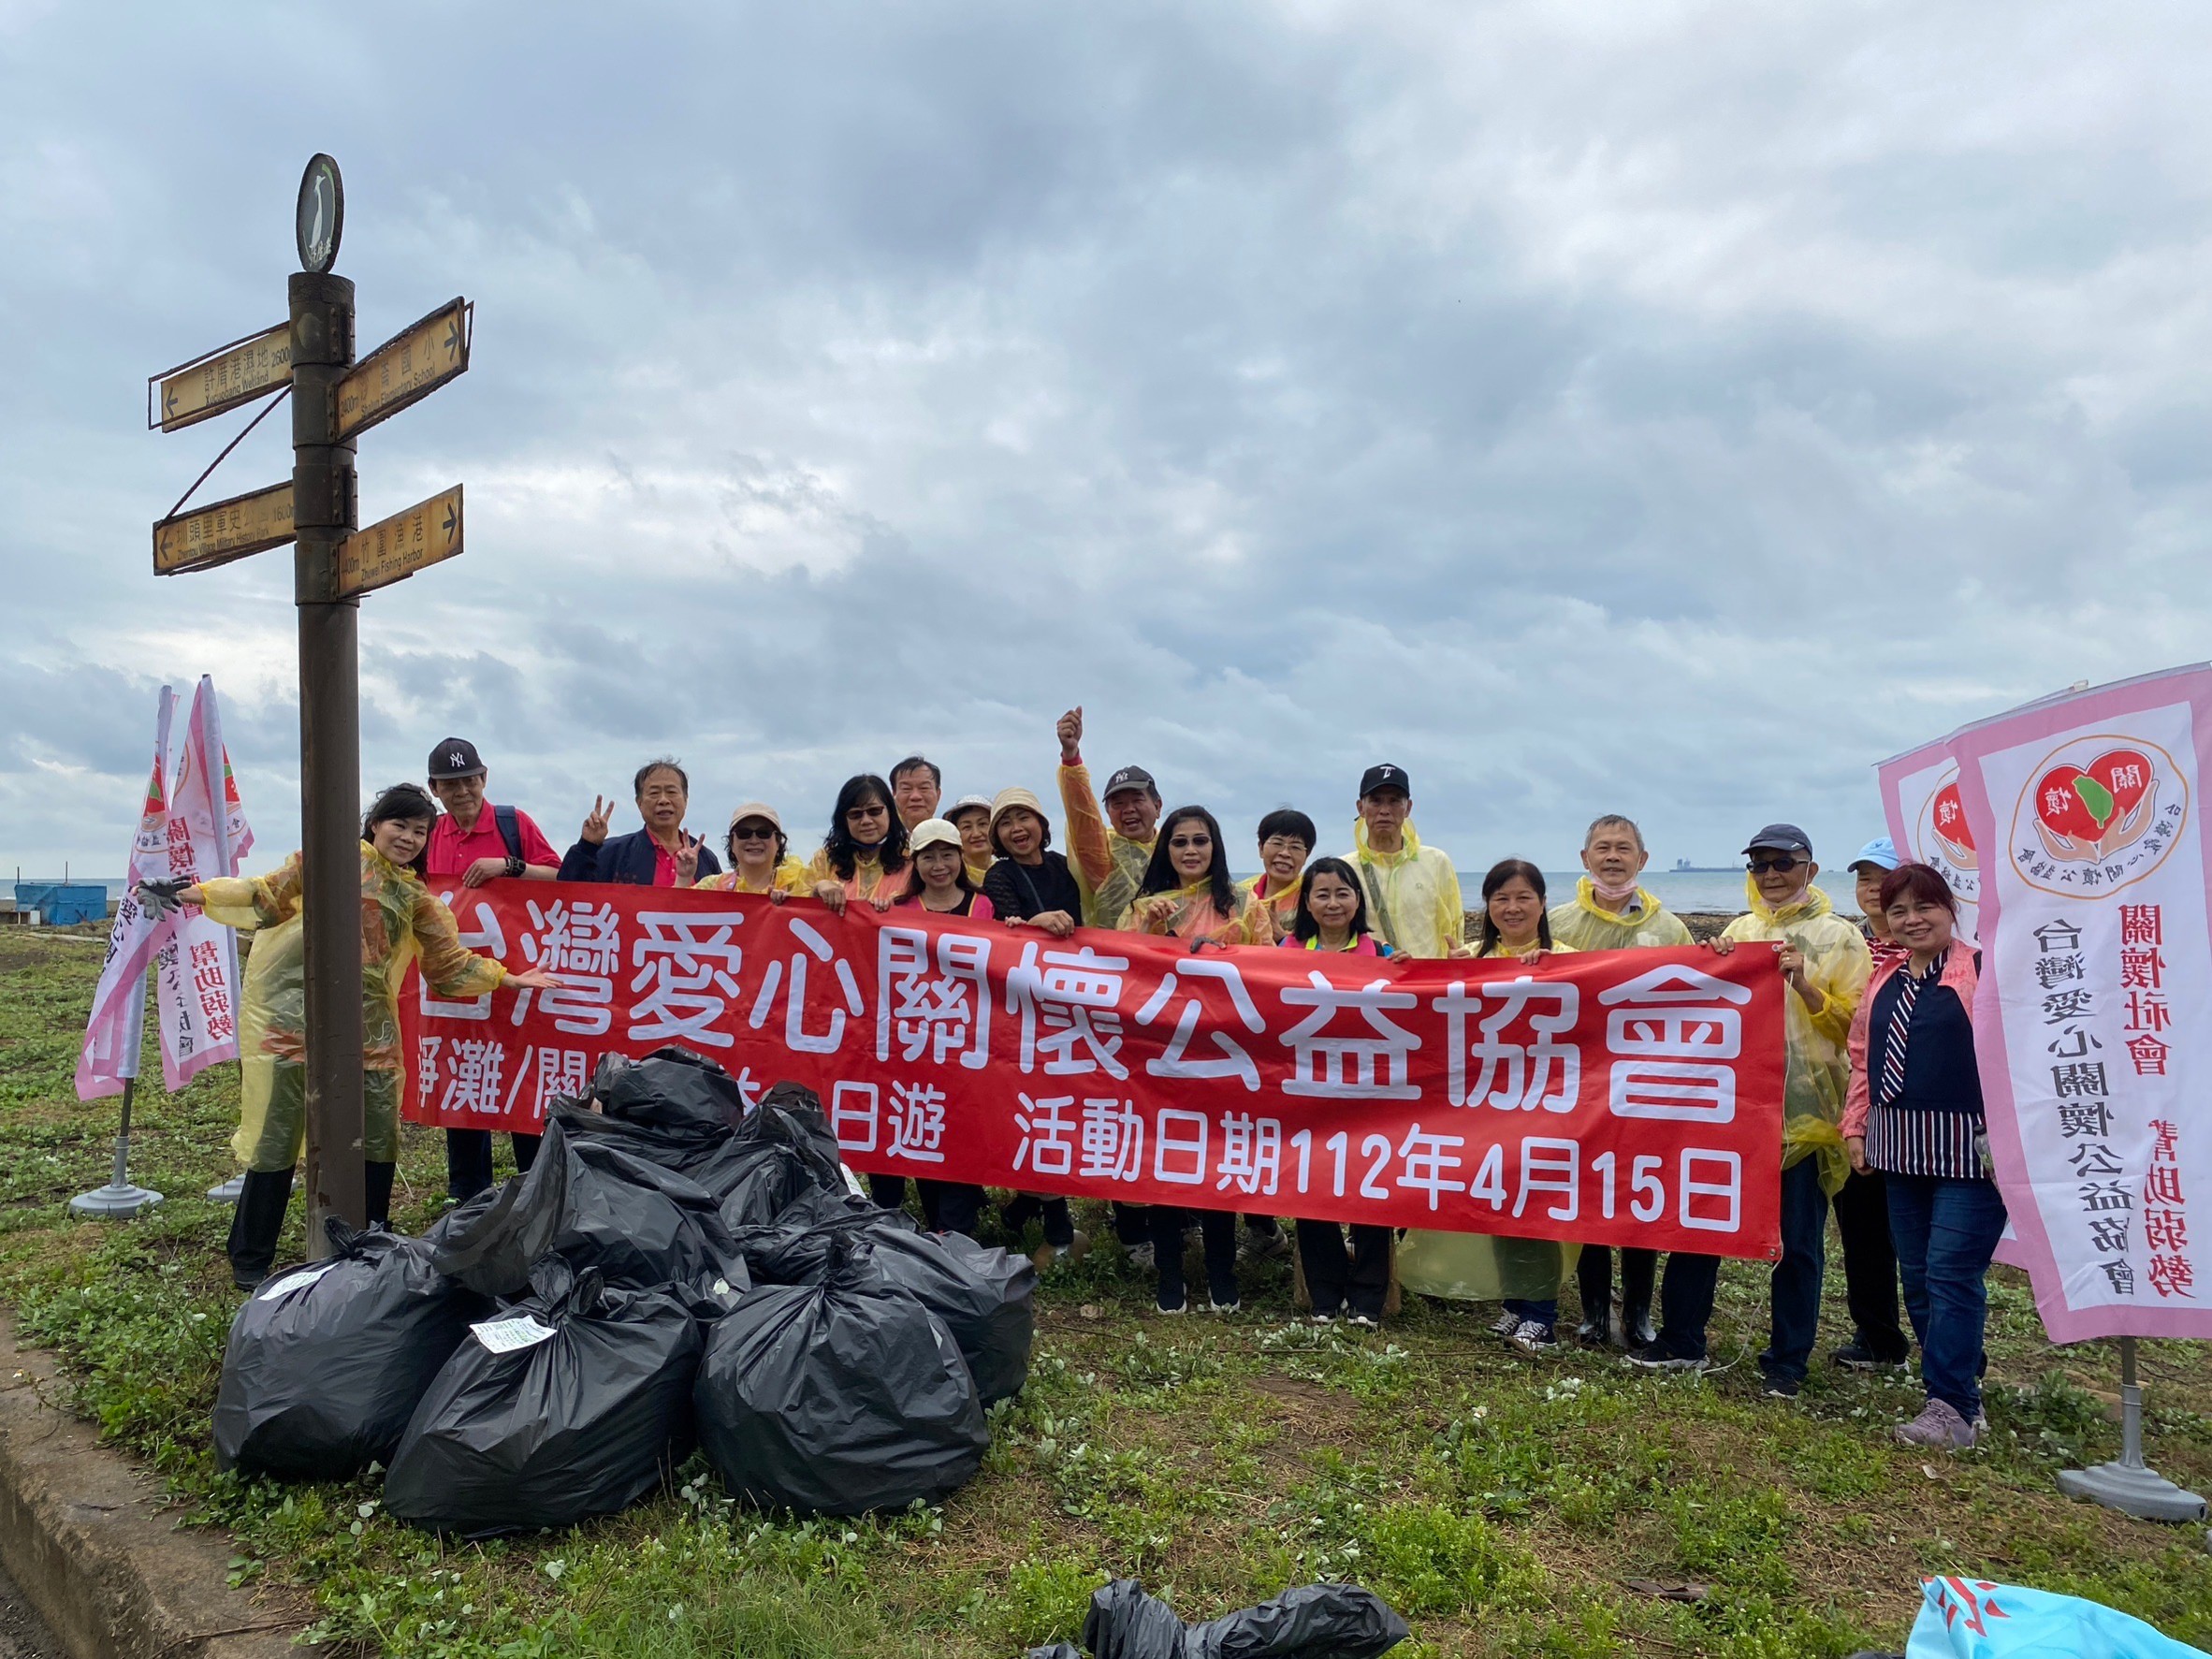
[
  {"left": 68, "top": 1081, "right": 164, "bottom": 1220},
  {"left": 2056, "top": 1339, "right": 2207, "bottom": 1523},
  {"left": 68, "top": 1178, "right": 165, "bottom": 1219},
  {"left": 206, "top": 1174, "right": 244, "bottom": 1201}
]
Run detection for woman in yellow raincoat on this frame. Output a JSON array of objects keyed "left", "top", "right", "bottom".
[
  {"left": 690, "top": 803, "right": 811, "bottom": 897},
  {"left": 806, "top": 774, "right": 914, "bottom": 911},
  {"left": 1398, "top": 861, "right": 1582, "bottom": 1350},
  {"left": 185, "top": 784, "right": 558, "bottom": 1288},
  {"left": 1626, "top": 824, "right": 1871, "bottom": 1394}
]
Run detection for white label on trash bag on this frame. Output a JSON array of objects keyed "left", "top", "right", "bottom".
[
  {"left": 471, "top": 1315, "right": 559, "bottom": 1354},
  {"left": 257, "top": 1261, "right": 339, "bottom": 1302}
]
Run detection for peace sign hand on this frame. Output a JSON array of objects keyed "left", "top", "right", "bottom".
[
  {"left": 580, "top": 795, "right": 613, "bottom": 845},
  {"left": 674, "top": 832, "right": 704, "bottom": 886}
]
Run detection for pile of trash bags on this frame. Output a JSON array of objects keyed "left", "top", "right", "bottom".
[{"left": 212, "top": 1049, "right": 1036, "bottom": 1535}]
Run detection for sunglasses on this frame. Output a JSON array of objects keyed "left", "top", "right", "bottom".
[
  {"left": 1747, "top": 855, "right": 1806, "bottom": 874},
  {"left": 732, "top": 825, "right": 777, "bottom": 840}
]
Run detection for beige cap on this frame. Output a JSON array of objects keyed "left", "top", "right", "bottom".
[
  {"left": 726, "top": 802, "right": 783, "bottom": 833},
  {"left": 908, "top": 816, "right": 965, "bottom": 853},
  {"left": 988, "top": 786, "right": 1046, "bottom": 828}
]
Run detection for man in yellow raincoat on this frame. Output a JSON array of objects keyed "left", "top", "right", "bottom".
[
  {"left": 1055, "top": 706, "right": 1158, "bottom": 931},
  {"left": 185, "top": 784, "right": 557, "bottom": 1288},
  {"left": 1627, "top": 823, "right": 1871, "bottom": 1395},
  {"left": 1343, "top": 764, "right": 1465, "bottom": 960},
  {"left": 1549, "top": 813, "right": 1695, "bottom": 1348}
]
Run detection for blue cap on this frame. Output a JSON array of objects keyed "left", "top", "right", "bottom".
[{"left": 1848, "top": 836, "right": 1899, "bottom": 873}]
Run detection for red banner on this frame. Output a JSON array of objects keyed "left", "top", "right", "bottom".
[{"left": 400, "top": 881, "right": 1787, "bottom": 1259}]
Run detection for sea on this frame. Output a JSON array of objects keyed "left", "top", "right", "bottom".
[{"left": 45, "top": 866, "right": 1848, "bottom": 919}]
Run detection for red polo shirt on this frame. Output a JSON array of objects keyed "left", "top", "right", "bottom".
[{"left": 424, "top": 806, "right": 560, "bottom": 880}]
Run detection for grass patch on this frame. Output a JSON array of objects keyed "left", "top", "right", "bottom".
[{"left": 3, "top": 930, "right": 2210, "bottom": 1655}]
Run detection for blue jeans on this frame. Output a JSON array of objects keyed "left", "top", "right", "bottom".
[
  {"left": 1650, "top": 1155, "right": 1827, "bottom": 1375},
  {"left": 1885, "top": 1172, "right": 2006, "bottom": 1419},
  {"left": 1504, "top": 1298, "right": 1558, "bottom": 1334}
]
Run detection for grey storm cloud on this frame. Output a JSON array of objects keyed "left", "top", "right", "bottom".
[{"left": 4, "top": 1, "right": 2210, "bottom": 879}]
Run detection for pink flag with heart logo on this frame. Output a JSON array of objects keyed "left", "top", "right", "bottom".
[
  {"left": 1878, "top": 738, "right": 1984, "bottom": 943},
  {"left": 1950, "top": 663, "right": 2212, "bottom": 1341},
  {"left": 75, "top": 687, "right": 179, "bottom": 1100},
  {"left": 154, "top": 677, "right": 250, "bottom": 1091}
]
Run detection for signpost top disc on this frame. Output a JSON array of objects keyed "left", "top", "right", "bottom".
[{"left": 297, "top": 154, "right": 343, "bottom": 275}]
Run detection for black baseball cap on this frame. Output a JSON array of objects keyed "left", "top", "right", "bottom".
[
  {"left": 1102, "top": 765, "right": 1157, "bottom": 799},
  {"left": 1359, "top": 763, "right": 1412, "bottom": 798},
  {"left": 1742, "top": 822, "right": 1812, "bottom": 857},
  {"left": 428, "top": 737, "right": 487, "bottom": 779}
]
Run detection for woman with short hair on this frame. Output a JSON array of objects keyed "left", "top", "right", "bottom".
[
  {"left": 1844, "top": 863, "right": 2002, "bottom": 1451},
  {"left": 1241, "top": 808, "right": 1317, "bottom": 941},
  {"left": 182, "top": 784, "right": 558, "bottom": 1288},
  {"left": 691, "top": 804, "right": 810, "bottom": 896}
]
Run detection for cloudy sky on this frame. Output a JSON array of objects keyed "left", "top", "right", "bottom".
[{"left": 5, "top": 1, "right": 2208, "bottom": 883}]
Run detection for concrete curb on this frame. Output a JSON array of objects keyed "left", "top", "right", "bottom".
[{"left": 0, "top": 1308, "right": 326, "bottom": 1659}]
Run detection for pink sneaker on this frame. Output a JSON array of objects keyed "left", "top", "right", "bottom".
[{"left": 1894, "top": 1397, "right": 1976, "bottom": 1451}]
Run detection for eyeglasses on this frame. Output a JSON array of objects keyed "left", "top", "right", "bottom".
[{"left": 1747, "top": 855, "right": 1806, "bottom": 874}]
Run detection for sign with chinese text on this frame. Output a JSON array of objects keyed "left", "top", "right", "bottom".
[
  {"left": 336, "top": 298, "right": 470, "bottom": 439},
  {"left": 399, "top": 884, "right": 1788, "bottom": 1256},
  {"left": 1952, "top": 664, "right": 2212, "bottom": 1340},
  {"left": 152, "top": 324, "right": 292, "bottom": 431},
  {"left": 153, "top": 482, "right": 295, "bottom": 575},
  {"left": 338, "top": 486, "right": 462, "bottom": 597}
]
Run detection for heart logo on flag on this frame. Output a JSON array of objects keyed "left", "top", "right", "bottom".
[
  {"left": 2029, "top": 748, "right": 2162, "bottom": 864},
  {"left": 1929, "top": 779, "right": 1976, "bottom": 866}
]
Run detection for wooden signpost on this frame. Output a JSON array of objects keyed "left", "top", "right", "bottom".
[{"left": 146, "top": 153, "right": 473, "bottom": 1251}]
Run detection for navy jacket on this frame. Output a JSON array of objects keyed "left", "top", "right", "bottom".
[{"left": 559, "top": 829, "right": 722, "bottom": 885}]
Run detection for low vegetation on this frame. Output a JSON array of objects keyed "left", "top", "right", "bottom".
[{"left": 2, "top": 929, "right": 2206, "bottom": 1657}]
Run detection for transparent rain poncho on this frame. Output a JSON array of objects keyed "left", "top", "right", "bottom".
[
  {"left": 1344, "top": 819, "right": 1466, "bottom": 960},
  {"left": 1547, "top": 877, "right": 1695, "bottom": 952},
  {"left": 1059, "top": 762, "right": 1155, "bottom": 930},
  {"left": 1397, "top": 939, "right": 1581, "bottom": 1302},
  {"left": 1115, "top": 880, "right": 1274, "bottom": 946},
  {"left": 198, "top": 842, "right": 508, "bottom": 1171},
  {"left": 1720, "top": 876, "right": 1873, "bottom": 1196}
]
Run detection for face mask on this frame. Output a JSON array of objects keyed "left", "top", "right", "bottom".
[{"left": 1590, "top": 875, "right": 1641, "bottom": 909}]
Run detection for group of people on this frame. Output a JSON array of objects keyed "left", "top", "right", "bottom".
[{"left": 182, "top": 710, "right": 2009, "bottom": 1455}]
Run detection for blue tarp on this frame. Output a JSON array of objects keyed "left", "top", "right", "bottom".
[
  {"left": 1908, "top": 1579, "right": 2206, "bottom": 1658},
  {"left": 13, "top": 883, "right": 108, "bottom": 925}
]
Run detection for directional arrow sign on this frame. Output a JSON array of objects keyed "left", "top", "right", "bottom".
[
  {"left": 150, "top": 324, "right": 293, "bottom": 431},
  {"left": 338, "top": 485, "right": 463, "bottom": 596},
  {"left": 153, "top": 481, "right": 296, "bottom": 575},
  {"left": 336, "top": 298, "right": 471, "bottom": 439}
]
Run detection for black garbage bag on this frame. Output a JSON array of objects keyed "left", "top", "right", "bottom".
[
  {"left": 693, "top": 1237, "right": 987, "bottom": 1515},
  {"left": 430, "top": 1117, "right": 749, "bottom": 1299},
  {"left": 385, "top": 1260, "right": 701, "bottom": 1535},
  {"left": 420, "top": 1183, "right": 498, "bottom": 1250},
  {"left": 1030, "top": 1578, "right": 1409, "bottom": 1659},
  {"left": 212, "top": 1218, "right": 490, "bottom": 1480},
  {"left": 732, "top": 1207, "right": 1034, "bottom": 1404},
  {"left": 589, "top": 1045, "right": 749, "bottom": 1141},
  {"left": 703, "top": 1081, "right": 852, "bottom": 1222}
]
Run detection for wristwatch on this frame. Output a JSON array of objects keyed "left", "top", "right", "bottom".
[{"left": 504, "top": 854, "right": 525, "bottom": 880}]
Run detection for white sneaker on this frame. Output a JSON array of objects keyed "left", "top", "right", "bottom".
[
  {"left": 1490, "top": 1308, "right": 1522, "bottom": 1338},
  {"left": 1510, "top": 1319, "right": 1559, "bottom": 1354},
  {"left": 1894, "top": 1397, "right": 1976, "bottom": 1451}
]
